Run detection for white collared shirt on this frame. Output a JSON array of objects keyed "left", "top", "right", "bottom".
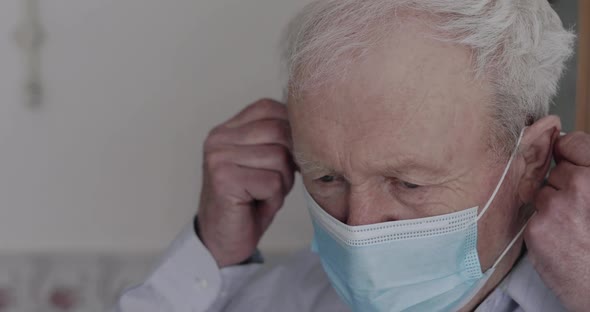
[{"left": 113, "top": 224, "right": 568, "bottom": 312}]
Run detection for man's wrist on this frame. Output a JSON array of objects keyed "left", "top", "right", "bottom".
[{"left": 193, "top": 215, "right": 264, "bottom": 265}]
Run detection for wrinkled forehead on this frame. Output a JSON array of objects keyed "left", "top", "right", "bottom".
[{"left": 287, "top": 25, "right": 494, "bottom": 173}]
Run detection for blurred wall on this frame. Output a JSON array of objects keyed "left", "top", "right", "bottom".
[
  {"left": 551, "top": 0, "right": 578, "bottom": 131},
  {"left": 0, "top": 0, "right": 313, "bottom": 254}
]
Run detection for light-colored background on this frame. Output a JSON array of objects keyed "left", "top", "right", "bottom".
[
  {"left": 0, "top": 0, "right": 578, "bottom": 258},
  {"left": 0, "top": 0, "right": 314, "bottom": 257}
]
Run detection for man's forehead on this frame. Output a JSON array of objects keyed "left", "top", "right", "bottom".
[{"left": 287, "top": 21, "right": 493, "bottom": 179}]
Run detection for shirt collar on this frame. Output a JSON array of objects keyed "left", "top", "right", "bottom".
[{"left": 496, "top": 252, "right": 567, "bottom": 311}]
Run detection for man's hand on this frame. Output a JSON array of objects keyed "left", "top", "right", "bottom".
[
  {"left": 197, "top": 99, "right": 296, "bottom": 267},
  {"left": 525, "top": 131, "right": 590, "bottom": 312}
]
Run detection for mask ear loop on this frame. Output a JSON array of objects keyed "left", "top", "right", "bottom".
[
  {"left": 476, "top": 128, "right": 528, "bottom": 269},
  {"left": 476, "top": 129, "right": 526, "bottom": 221},
  {"left": 492, "top": 131, "right": 566, "bottom": 269},
  {"left": 490, "top": 212, "right": 534, "bottom": 269}
]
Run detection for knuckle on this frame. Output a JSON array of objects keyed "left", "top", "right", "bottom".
[
  {"left": 561, "top": 131, "right": 590, "bottom": 150},
  {"left": 204, "top": 126, "right": 224, "bottom": 147},
  {"left": 248, "top": 98, "right": 286, "bottom": 117},
  {"left": 564, "top": 131, "right": 584, "bottom": 144},
  {"left": 271, "top": 145, "right": 290, "bottom": 164},
  {"left": 260, "top": 146, "right": 292, "bottom": 175},
  {"left": 253, "top": 98, "right": 281, "bottom": 110},
  {"left": 267, "top": 172, "right": 284, "bottom": 193},
  {"left": 571, "top": 130, "right": 589, "bottom": 140},
  {"left": 204, "top": 149, "right": 226, "bottom": 169},
  {"left": 267, "top": 120, "right": 289, "bottom": 140},
  {"left": 578, "top": 142, "right": 590, "bottom": 157},
  {"left": 209, "top": 164, "right": 233, "bottom": 186}
]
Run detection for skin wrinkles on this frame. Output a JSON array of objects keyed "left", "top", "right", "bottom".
[
  {"left": 287, "top": 13, "right": 563, "bottom": 311},
  {"left": 391, "top": 161, "right": 486, "bottom": 217}
]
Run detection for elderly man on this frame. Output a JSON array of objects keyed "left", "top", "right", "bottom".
[{"left": 115, "top": 0, "right": 590, "bottom": 311}]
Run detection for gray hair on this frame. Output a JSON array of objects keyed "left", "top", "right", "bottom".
[{"left": 282, "top": 0, "right": 575, "bottom": 156}]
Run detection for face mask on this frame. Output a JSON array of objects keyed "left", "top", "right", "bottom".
[{"left": 305, "top": 131, "right": 527, "bottom": 312}]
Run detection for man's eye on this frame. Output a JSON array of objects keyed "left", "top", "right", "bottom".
[
  {"left": 318, "top": 175, "right": 336, "bottom": 183},
  {"left": 400, "top": 181, "right": 421, "bottom": 189}
]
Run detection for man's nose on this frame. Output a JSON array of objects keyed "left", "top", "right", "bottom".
[{"left": 346, "top": 189, "right": 399, "bottom": 226}]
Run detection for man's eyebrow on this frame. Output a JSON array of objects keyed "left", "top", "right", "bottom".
[
  {"left": 293, "top": 151, "right": 332, "bottom": 174},
  {"left": 381, "top": 158, "right": 451, "bottom": 178},
  {"left": 293, "top": 151, "right": 450, "bottom": 178}
]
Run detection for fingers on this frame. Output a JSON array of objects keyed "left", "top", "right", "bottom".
[
  {"left": 224, "top": 99, "right": 288, "bottom": 128},
  {"left": 546, "top": 161, "right": 581, "bottom": 190},
  {"left": 208, "top": 119, "right": 292, "bottom": 150},
  {"left": 206, "top": 144, "right": 296, "bottom": 193},
  {"left": 226, "top": 165, "right": 288, "bottom": 228},
  {"left": 210, "top": 164, "right": 287, "bottom": 203},
  {"left": 197, "top": 99, "right": 293, "bottom": 267},
  {"left": 236, "top": 166, "right": 286, "bottom": 203},
  {"left": 554, "top": 131, "right": 590, "bottom": 166},
  {"left": 534, "top": 185, "right": 561, "bottom": 213}
]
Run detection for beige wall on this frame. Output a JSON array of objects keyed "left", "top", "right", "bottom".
[
  {"left": 0, "top": 0, "right": 313, "bottom": 254},
  {"left": 550, "top": 0, "right": 578, "bottom": 131}
]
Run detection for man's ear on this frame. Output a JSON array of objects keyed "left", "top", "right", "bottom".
[{"left": 518, "top": 115, "right": 561, "bottom": 204}]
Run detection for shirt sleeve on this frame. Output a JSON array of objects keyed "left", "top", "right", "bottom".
[{"left": 112, "top": 220, "right": 264, "bottom": 312}]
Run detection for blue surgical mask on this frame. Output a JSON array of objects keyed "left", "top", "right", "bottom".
[{"left": 305, "top": 131, "right": 527, "bottom": 312}]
